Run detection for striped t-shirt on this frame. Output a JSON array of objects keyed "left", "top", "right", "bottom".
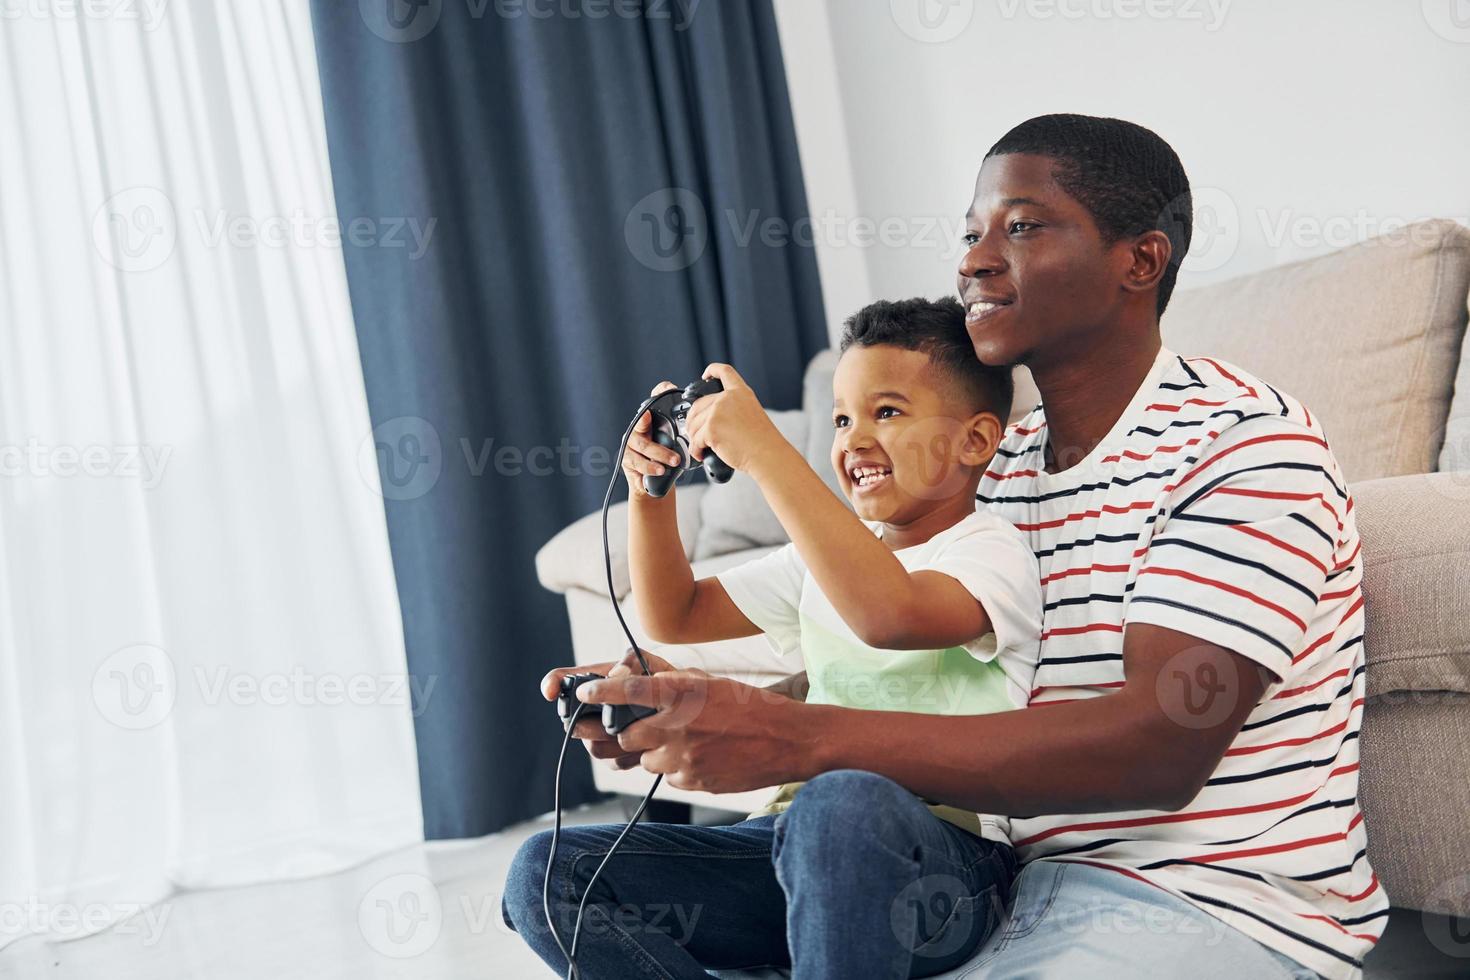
[{"left": 977, "top": 348, "right": 1386, "bottom": 980}]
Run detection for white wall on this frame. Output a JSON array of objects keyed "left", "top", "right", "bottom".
[{"left": 776, "top": 0, "right": 1470, "bottom": 343}]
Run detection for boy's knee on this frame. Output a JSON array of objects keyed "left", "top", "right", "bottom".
[
  {"left": 789, "top": 769, "right": 913, "bottom": 824},
  {"left": 502, "top": 829, "right": 556, "bottom": 930},
  {"left": 500, "top": 893, "right": 515, "bottom": 934},
  {"left": 775, "top": 770, "right": 918, "bottom": 866}
]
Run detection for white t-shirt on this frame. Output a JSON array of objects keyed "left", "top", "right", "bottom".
[
  {"left": 718, "top": 511, "right": 1042, "bottom": 839},
  {"left": 978, "top": 347, "right": 1384, "bottom": 980}
]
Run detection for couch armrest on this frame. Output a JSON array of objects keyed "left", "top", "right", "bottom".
[
  {"left": 1354, "top": 471, "right": 1470, "bottom": 697},
  {"left": 536, "top": 483, "right": 710, "bottom": 599}
]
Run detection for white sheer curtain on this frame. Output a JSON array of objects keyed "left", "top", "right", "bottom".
[{"left": 0, "top": 1, "right": 423, "bottom": 948}]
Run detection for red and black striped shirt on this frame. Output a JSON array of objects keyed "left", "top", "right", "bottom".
[{"left": 978, "top": 349, "right": 1385, "bottom": 979}]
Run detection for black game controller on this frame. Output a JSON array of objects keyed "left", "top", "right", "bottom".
[
  {"left": 557, "top": 672, "right": 658, "bottom": 735},
  {"left": 641, "top": 378, "right": 736, "bottom": 498}
]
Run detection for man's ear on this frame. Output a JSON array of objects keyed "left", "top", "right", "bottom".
[
  {"left": 1121, "top": 229, "right": 1172, "bottom": 298},
  {"left": 959, "top": 411, "right": 1004, "bottom": 467}
]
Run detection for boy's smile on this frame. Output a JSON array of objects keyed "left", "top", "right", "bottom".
[{"left": 830, "top": 345, "right": 993, "bottom": 546}]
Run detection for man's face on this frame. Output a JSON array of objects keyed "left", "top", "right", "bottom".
[
  {"left": 956, "top": 153, "right": 1134, "bottom": 369},
  {"left": 829, "top": 345, "right": 981, "bottom": 525}
]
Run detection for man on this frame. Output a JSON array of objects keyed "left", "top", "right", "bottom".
[{"left": 506, "top": 114, "right": 1383, "bottom": 979}]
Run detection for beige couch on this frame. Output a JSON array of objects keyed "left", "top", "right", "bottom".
[{"left": 536, "top": 220, "right": 1470, "bottom": 970}]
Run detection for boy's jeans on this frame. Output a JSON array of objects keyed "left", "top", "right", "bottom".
[{"left": 502, "top": 769, "right": 1017, "bottom": 979}]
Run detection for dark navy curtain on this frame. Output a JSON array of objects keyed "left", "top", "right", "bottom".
[{"left": 309, "top": 0, "right": 827, "bottom": 838}]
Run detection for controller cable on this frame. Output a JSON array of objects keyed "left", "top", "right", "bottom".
[{"left": 543, "top": 395, "right": 669, "bottom": 980}]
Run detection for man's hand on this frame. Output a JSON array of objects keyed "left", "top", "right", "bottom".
[
  {"left": 685, "top": 363, "right": 787, "bottom": 473},
  {"left": 575, "top": 669, "right": 815, "bottom": 793},
  {"left": 540, "top": 648, "right": 678, "bottom": 772},
  {"left": 622, "top": 382, "right": 684, "bottom": 499}
]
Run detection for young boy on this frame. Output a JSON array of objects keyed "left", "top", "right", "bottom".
[{"left": 622, "top": 295, "right": 1041, "bottom": 953}]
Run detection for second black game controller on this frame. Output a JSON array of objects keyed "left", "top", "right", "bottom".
[
  {"left": 556, "top": 672, "right": 658, "bottom": 735},
  {"left": 640, "top": 378, "right": 736, "bottom": 498}
]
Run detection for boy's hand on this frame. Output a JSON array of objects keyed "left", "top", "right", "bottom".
[
  {"left": 686, "top": 363, "right": 787, "bottom": 474},
  {"left": 541, "top": 648, "right": 678, "bottom": 771},
  {"left": 622, "top": 382, "right": 684, "bottom": 498}
]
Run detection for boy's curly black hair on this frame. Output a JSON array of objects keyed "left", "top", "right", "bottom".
[{"left": 839, "top": 296, "right": 1013, "bottom": 421}]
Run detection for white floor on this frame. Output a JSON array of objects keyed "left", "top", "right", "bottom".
[
  {"left": 7, "top": 805, "right": 1460, "bottom": 980},
  {"left": 0, "top": 801, "right": 630, "bottom": 980}
]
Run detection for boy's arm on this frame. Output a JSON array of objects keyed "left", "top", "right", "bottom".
[
  {"left": 684, "top": 365, "right": 991, "bottom": 651},
  {"left": 627, "top": 491, "right": 760, "bottom": 644},
  {"left": 622, "top": 387, "right": 759, "bottom": 645},
  {"left": 750, "top": 444, "right": 990, "bottom": 650}
]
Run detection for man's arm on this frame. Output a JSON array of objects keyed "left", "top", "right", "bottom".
[
  {"left": 805, "top": 628, "right": 1275, "bottom": 811},
  {"left": 762, "top": 669, "right": 809, "bottom": 702},
  {"left": 800, "top": 625, "right": 1271, "bottom": 814},
  {"left": 585, "top": 623, "right": 1270, "bottom": 813}
]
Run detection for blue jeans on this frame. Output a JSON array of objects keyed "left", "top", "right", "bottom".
[
  {"left": 502, "top": 769, "right": 1018, "bottom": 979},
  {"left": 960, "top": 859, "right": 1320, "bottom": 979}
]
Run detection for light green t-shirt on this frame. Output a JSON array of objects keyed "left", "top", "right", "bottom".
[{"left": 718, "top": 511, "right": 1041, "bottom": 841}]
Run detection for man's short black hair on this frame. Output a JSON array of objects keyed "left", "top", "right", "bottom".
[
  {"left": 986, "top": 113, "right": 1192, "bottom": 316},
  {"left": 839, "top": 296, "right": 1013, "bottom": 420}
]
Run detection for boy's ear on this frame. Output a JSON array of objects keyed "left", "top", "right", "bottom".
[{"left": 959, "top": 410, "right": 1005, "bottom": 467}]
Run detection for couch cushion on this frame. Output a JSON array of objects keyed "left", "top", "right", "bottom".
[
  {"left": 537, "top": 484, "right": 708, "bottom": 599},
  {"left": 1358, "top": 692, "right": 1470, "bottom": 917},
  {"left": 1440, "top": 273, "right": 1470, "bottom": 470},
  {"left": 1354, "top": 472, "right": 1470, "bottom": 697},
  {"left": 1164, "top": 219, "right": 1470, "bottom": 483},
  {"left": 694, "top": 410, "right": 813, "bottom": 561},
  {"left": 800, "top": 348, "right": 845, "bottom": 497}
]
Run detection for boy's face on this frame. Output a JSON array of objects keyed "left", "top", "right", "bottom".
[
  {"left": 956, "top": 152, "right": 1138, "bottom": 370},
  {"left": 830, "top": 344, "right": 991, "bottom": 525}
]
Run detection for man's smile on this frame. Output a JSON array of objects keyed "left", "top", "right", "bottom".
[{"left": 964, "top": 299, "right": 1012, "bottom": 328}]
